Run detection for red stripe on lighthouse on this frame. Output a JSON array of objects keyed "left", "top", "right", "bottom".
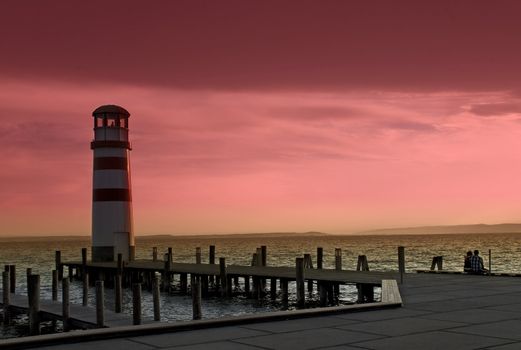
[
  {"left": 93, "top": 188, "right": 131, "bottom": 202},
  {"left": 94, "top": 157, "right": 128, "bottom": 170}
]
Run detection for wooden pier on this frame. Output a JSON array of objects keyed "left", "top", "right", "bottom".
[{"left": 0, "top": 291, "right": 135, "bottom": 329}]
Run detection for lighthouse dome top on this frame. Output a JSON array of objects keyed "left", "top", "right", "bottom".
[{"left": 92, "top": 105, "right": 130, "bottom": 117}]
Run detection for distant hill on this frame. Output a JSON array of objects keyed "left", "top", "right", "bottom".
[
  {"left": 353, "top": 223, "right": 521, "bottom": 236},
  {"left": 136, "top": 231, "right": 329, "bottom": 240}
]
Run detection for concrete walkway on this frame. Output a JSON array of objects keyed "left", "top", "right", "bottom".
[{"left": 25, "top": 274, "right": 521, "bottom": 349}]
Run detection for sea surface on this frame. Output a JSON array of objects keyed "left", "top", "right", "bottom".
[{"left": 1, "top": 232, "right": 521, "bottom": 338}]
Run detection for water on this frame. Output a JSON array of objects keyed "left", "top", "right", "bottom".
[{"left": 1, "top": 232, "right": 520, "bottom": 338}]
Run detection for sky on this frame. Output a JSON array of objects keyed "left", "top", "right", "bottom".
[{"left": 2, "top": 1, "right": 521, "bottom": 236}]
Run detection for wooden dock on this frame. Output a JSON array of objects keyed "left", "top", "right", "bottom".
[
  {"left": 0, "top": 291, "right": 135, "bottom": 329},
  {"left": 64, "top": 260, "right": 396, "bottom": 284}
]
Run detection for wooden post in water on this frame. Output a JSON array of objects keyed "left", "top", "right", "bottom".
[
  {"left": 335, "top": 248, "right": 342, "bottom": 270},
  {"left": 68, "top": 265, "right": 73, "bottom": 281},
  {"left": 81, "top": 248, "right": 87, "bottom": 277},
  {"left": 28, "top": 274, "right": 40, "bottom": 335},
  {"left": 437, "top": 256, "right": 443, "bottom": 270},
  {"left": 152, "top": 247, "right": 158, "bottom": 261},
  {"left": 489, "top": 249, "right": 492, "bottom": 275},
  {"left": 244, "top": 276, "right": 250, "bottom": 295},
  {"left": 83, "top": 272, "right": 89, "bottom": 306},
  {"left": 398, "top": 246, "right": 405, "bottom": 284},
  {"left": 62, "top": 277, "right": 70, "bottom": 331},
  {"left": 219, "top": 257, "right": 228, "bottom": 297},
  {"left": 191, "top": 275, "right": 202, "bottom": 320},
  {"left": 26, "top": 268, "right": 32, "bottom": 298},
  {"left": 96, "top": 281, "right": 104, "bottom": 328},
  {"left": 164, "top": 250, "right": 172, "bottom": 292},
  {"left": 115, "top": 274, "right": 122, "bottom": 313},
  {"left": 261, "top": 245, "right": 267, "bottom": 266},
  {"left": 8, "top": 265, "right": 15, "bottom": 294},
  {"left": 209, "top": 245, "right": 215, "bottom": 285},
  {"left": 281, "top": 278, "right": 289, "bottom": 305},
  {"left": 334, "top": 248, "right": 342, "bottom": 296},
  {"left": 152, "top": 275, "right": 160, "bottom": 321},
  {"left": 133, "top": 283, "right": 142, "bottom": 325},
  {"left": 317, "top": 247, "right": 323, "bottom": 269},
  {"left": 2, "top": 271, "right": 10, "bottom": 325},
  {"left": 196, "top": 247, "right": 202, "bottom": 264},
  {"left": 117, "top": 253, "right": 123, "bottom": 276},
  {"left": 304, "top": 254, "right": 313, "bottom": 293},
  {"left": 270, "top": 278, "right": 277, "bottom": 300},
  {"left": 296, "top": 257, "right": 305, "bottom": 309},
  {"left": 168, "top": 247, "right": 173, "bottom": 262},
  {"left": 319, "top": 280, "right": 327, "bottom": 306},
  {"left": 55, "top": 250, "right": 63, "bottom": 280},
  {"left": 180, "top": 273, "right": 188, "bottom": 293},
  {"left": 52, "top": 270, "right": 58, "bottom": 301}
]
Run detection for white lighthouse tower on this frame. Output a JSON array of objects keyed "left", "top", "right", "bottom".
[{"left": 91, "top": 105, "right": 135, "bottom": 262}]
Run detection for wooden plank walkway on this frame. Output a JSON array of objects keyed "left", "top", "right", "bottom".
[
  {"left": 0, "top": 292, "right": 136, "bottom": 328},
  {"left": 64, "top": 260, "right": 397, "bottom": 285}
]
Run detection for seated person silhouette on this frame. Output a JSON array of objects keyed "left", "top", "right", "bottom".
[{"left": 469, "top": 250, "right": 487, "bottom": 274}]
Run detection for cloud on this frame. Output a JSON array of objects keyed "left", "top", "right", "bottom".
[{"left": 469, "top": 102, "right": 521, "bottom": 117}]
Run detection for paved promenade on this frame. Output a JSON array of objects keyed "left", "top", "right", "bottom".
[{"left": 23, "top": 273, "right": 521, "bottom": 349}]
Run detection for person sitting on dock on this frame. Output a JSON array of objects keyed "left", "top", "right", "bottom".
[
  {"left": 469, "top": 250, "right": 487, "bottom": 274},
  {"left": 464, "top": 251, "right": 472, "bottom": 272}
]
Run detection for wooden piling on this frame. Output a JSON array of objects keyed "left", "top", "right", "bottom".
[
  {"left": 133, "top": 283, "right": 142, "bottom": 325},
  {"left": 164, "top": 250, "right": 172, "bottom": 291},
  {"left": 317, "top": 247, "right": 323, "bottom": 269},
  {"left": 8, "top": 265, "right": 15, "bottom": 294},
  {"left": 52, "top": 270, "right": 58, "bottom": 301},
  {"left": 152, "top": 247, "right": 158, "bottom": 261},
  {"left": 115, "top": 274, "right": 122, "bottom": 313},
  {"left": 28, "top": 274, "right": 40, "bottom": 335},
  {"left": 261, "top": 245, "right": 267, "bottom": 266},
  {"left": 270, "top": 278, "right": 277, "bottom": 299},
  {"left": 296, "top": 257, "right": 305, "bottom": 308},
  {"left": 191, "top": 275, "right": 202, "bottom": 320},
  {"left": 281, "top": 278, "right": 289, "bottom": 305},
  {"left": 152, "top": 275, "right": 160, "bottom": 321},
  {"left": 304, "top": 254, "right": 313, "bottom": 293},
  {"left": 96, "top": 281, "right": 104, "bottom": 328},
  {"left": 68, "top": 265, "right": 73, "bottom": 281},
  {"left": 82, "top": 272, "right": 89, "bottom": 306},
  {"left": 62, "top": 277, "right": 70, "bottom": 331},
  {"left": 168, "top": 247, "right": 173, "bottom": 262},
  {"left": 2, "top": 271, "right": 10, "bottom": 325},
  {"left": 209, "top": 245, "right": 215, "bottom": 285},
  {"left": 219, "top": 257, "right": 228, "bottom": 297},
  {"left": 196, "top": 247, "right": 202, "bottom": 264},
  {"left": 180, "top": 273, "right": 188, "bottom": 293},
  {"left": 55, "top": 250, "right": 63, "bottom": 280},
  {"left": 244, "top": 276, "right": 250, "bottom": 294},
  {"left": 335, "top": 248, "right": 342, "bottom": 270},
  {"left": 81, "top": 247, "right": 87, "bottom": 277},
  {"left": 398, "top": 246, "right": 405, "bottom": 284},
  {"left": 117, "top": 253, "right": 123, "bottom": 276},
  {"left": 489, "top": 249, "right": 492, "bottom": 274},
  {"left": 319, "top": 281, "right": 327, "bottom": 306}
]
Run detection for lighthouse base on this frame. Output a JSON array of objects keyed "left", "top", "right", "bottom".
[
  {"left": 92, "top": 246, "right": 136, "bottom": 262},
  {"left": 92, "top": 246, "right": 115, "bottom": 262}
]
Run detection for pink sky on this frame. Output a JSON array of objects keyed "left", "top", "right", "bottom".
[{"left": 1, "top": 1, "right": 521, "bottom": 236}]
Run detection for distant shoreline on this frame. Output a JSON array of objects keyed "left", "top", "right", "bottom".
[{"left": 2, "top": 223, "right": 521, "bottom": 241}]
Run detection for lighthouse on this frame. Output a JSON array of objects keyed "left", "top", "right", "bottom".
[{"left": 91, "top": 105, "right": 135, "bottom": 262}]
